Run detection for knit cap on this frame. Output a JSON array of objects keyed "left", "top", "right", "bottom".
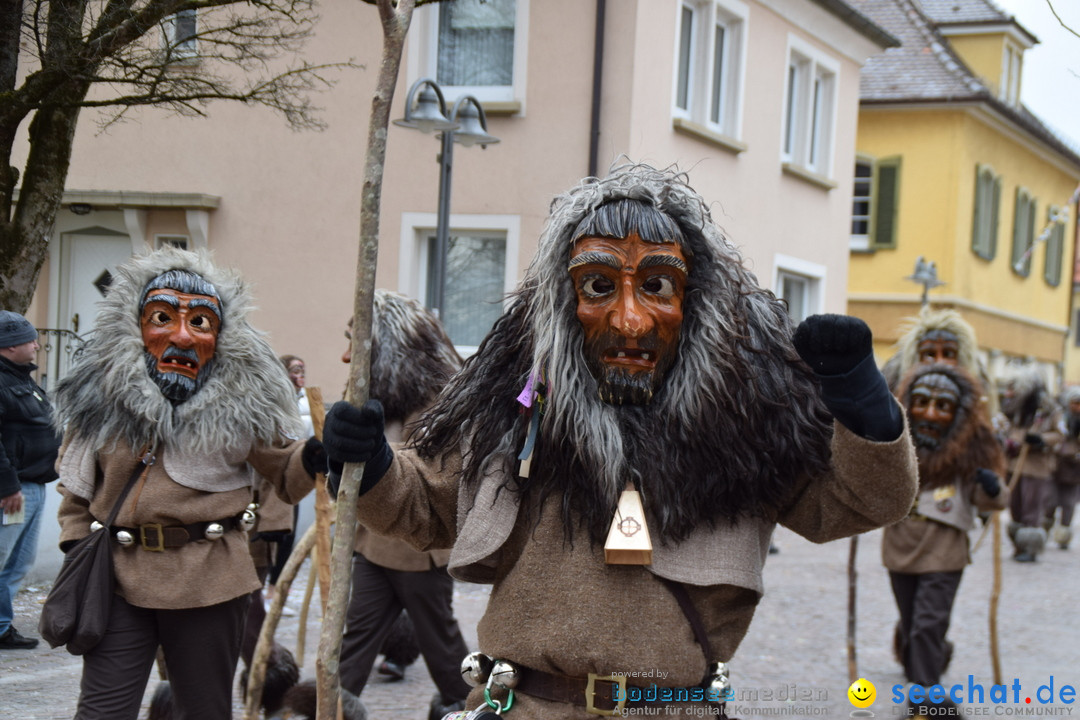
[{"left": 0, "top": 311, "right": 38, "bottom": 348}]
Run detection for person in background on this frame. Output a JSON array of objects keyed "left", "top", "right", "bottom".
[
  {"left": 0, "top": 311, "right": 61, "bottom": 650},
  {"left": 1047, "top": 386, "right": 1080, "bottom": 549}
]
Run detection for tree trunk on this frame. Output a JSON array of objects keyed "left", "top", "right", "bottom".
[
  {"left": 1, "top": 95, "right": 87, "bottom": 312},
  {"left": 314, "top": 2, "right": 415, "bottom": 718}
]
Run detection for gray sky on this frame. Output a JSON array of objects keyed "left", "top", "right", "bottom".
[{"left": 992, "top": 0, "right": 1080, "bottom": 150}]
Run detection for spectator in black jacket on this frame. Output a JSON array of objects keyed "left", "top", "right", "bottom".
[{"left": 0, "top": 311, "right": 61, "bottom": 650}]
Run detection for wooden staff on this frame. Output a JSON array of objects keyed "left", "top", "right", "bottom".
[
  {"left": 989, "top": 443, "right": 1028, "bottom": 686},
  {"left": 243, "top": 522, "right": 319, "bottom": 720},
  {"left": 316, "top": 3, "right": 417, "bottom": 718},
  {"left": 846, "top": 536, "right": 859, "bottom": 684},
  {"left": 306, "top": 386, "right": 333, "bottom": 612}
]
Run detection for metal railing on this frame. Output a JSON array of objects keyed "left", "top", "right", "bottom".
[{"left": 31, "top": 328, "right": 86, "bottom": 392}]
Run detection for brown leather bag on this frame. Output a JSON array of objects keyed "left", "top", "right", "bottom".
[{"left": 39, "top": 456, "right": 149, "bottom": 655}]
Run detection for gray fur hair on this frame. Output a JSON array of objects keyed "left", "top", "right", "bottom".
[{"left": 54, "top": 247, "right": 304, "bottom": 454}]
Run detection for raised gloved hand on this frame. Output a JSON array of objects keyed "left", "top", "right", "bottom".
[
  {"left": 793, "top": 314, "right": 901, "bottom": 442},
  {"left": 793, "top": 313, "right": 873, "bottom": 376},
  {"left": 322, "top": 399, "right": 393, "bottom": 497},
  {"left": 1023, "top": 432, "right": 1045, "bottom": 450},
  {"left": 974, "top": 468, "right": 1002, "bottom": 498},
  {"left": 300, "top": 436, "right": 327, "bottom": 479}
]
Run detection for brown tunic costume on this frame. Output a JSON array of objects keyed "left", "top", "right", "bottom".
[
  {"left": 357, "top": 420, "right": 917, "bottom": 717},
  {"left": 56, "top": 437, "right": 313, "bottom": 610}
]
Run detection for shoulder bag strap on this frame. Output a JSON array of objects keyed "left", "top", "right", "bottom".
[{"left": 102, "top": 450, "right": 155, "bottom": 528}]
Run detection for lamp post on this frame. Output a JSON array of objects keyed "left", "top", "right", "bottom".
[
  {"left": 393, "top": 78, "right": 500, "bottom": 318},
  {"left": 905, "top": 255, "right": 945, "bottom": 307}
]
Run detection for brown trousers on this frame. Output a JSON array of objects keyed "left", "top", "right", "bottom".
[
  {"left": 890, "top": 569, "right": 963, "bottom": 687},
  {"left": 75, "top": 593, "right": 250, "bottom": 720}
]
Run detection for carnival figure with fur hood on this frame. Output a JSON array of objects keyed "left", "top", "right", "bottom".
[
  {"left": 323, "top": 164, "right": 919, "bottom": 718},
  {"left": 884, "top": 363, "right": 1007, "bottom": 711},
  {"left": 881, "top": 307, "right": 996, "bottom": 411},
  {"left": 284, "top": 290, "right": 472, "bottom": 720},
  {"left": 999, "top": 365, "right": 1062, "bottom": 562},
  {"left": 50, "top": 248, "right": 325, "bottom": 720},
  {"left": 1047, "top": 385, "right": 1080, "bottom": 549}
]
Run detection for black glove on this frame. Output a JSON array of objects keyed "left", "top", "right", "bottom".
[
  {"left": 793, "top": 314, "right": 902, "bottom": 442},
  {"left": 1024, "top": 432, "right": 1045, "bottom": 449},
  {"left": 300, "top": 436, "right": 327, "bottom": 479},
  {"left": 793, "top": 313, "right": 872, "bottom": 376},
  {"left": 974, "top": 468, "right": 1001, "bottom": 498},
  {"left": 323, "top": 399, "right": 394, "bottom": 497},
  {"left": 1069, "top": 416, "right": 1080, "bottom": 438}
]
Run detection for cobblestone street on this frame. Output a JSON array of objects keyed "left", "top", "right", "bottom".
[{"left": 2, "top": 522, "right": 1076, "bottom": 719}]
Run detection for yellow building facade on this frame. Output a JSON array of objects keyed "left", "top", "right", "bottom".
[{"left": 847, "top": 0, "right": 1080, "bottom": 388}]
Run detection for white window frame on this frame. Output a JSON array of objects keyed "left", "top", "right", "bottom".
[
  {"left": 1000, "top": 42, "right": 1022, "bottom": 106},
  {"left": 408, "top": 0, "right": 530, "bottom": 107},
  {"left": 399, "top": 212, "right": 520, "bottom": 356},
  {"left": 773, "top": 254, "right": 825, "bottom": 323},
  {"left": 163, "top": 9, "right": 198, "bottom": 61},
  {"left": 781, "top": 36, "right": 839, "bottom": 178},
  {"left": 850, "top": 156, "right": 873, "bottom": 251},
  {"left": 672, "top": 0, "right": 748, "bottom": 140}
]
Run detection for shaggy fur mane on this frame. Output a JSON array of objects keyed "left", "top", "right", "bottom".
[
  {"left": 413, "top": 163, "right": 834, "bottom": 544},
  {"left": 53, "top": 247, "right": 303, "bottom": 454},
  {"left": 898, "top": 363, "right": 1005, "bottom": 489},
  {"left": 369, "top": 289, "right": 462, "bottom": 424}
]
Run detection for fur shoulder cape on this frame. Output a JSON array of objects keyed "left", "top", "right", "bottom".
[{"left": 54, "top": 247, "right": 303, "bottom": 455}]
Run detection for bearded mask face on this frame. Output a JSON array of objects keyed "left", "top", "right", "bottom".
[
  {"left": 907, "top": 373, "right": 960, "bottom": 449},
  {"left": 140, "top": 280, "right": 221, "bottom": 404},
  {"left": 569, "top": 232, "right": 688, "bottom": 404}
]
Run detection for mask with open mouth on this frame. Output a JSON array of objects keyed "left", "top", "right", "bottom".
[
  {"left": 139, "top": 271, "right": 222, "bottom": 404},
  {"left": 569, "top": 231, "right": 687, "bottom": 405}
]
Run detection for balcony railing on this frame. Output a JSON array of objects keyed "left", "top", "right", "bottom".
[{"left": 32, "top": 328, "right": 86, "bottom": 392}]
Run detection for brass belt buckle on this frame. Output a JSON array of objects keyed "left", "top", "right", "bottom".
[
  {"left": 585, "top": 673, "right": 626, "bottom": 716},
  {"left": 140, "top": 523, "right": 166, "bottom": 552}
]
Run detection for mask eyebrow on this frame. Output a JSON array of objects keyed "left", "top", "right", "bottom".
[
  {"left": 144, "top": 292, "right": 180, "bottom": 309},
  {"left": 568, "top": 251, "right": 620, "bottom": 271},
  {"left": 639, "top": 254, "right": 688, "bottom": 274},
  {"left": 188, "top": 297, "right": 222, "bottom": 320}
]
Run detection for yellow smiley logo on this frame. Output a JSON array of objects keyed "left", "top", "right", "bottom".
[{"left": 848, "top": 678, "right": 876, "bottom": 708}]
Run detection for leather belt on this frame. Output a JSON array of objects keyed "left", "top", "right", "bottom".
[
  {"left": 111, "top": 516, "right": 241, "bottom": 551},
  {"left": 514, "top": 666, "right": 713, "bottom": 717}
]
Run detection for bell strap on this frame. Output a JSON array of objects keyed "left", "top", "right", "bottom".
[{"left": 658, "top": 577, "right": 714, "bottom": 672}]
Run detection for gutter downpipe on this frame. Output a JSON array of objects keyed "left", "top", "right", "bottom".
[{"left": 589, "top": 0, "right": 606, "bottom": 178}]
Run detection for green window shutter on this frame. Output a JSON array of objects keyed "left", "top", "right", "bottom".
[
  {"left": 1045, "top": 220, "right": 1064, "bottom": 287},
  {"left": 872, "top": 157, "right": 901, "bottom": 248},
  {"left": 1012, "top": 187, "right": 1031, "bottom": 277},
  {"left": 990, "top": 175, "right": 1001, "bottom": 260}
]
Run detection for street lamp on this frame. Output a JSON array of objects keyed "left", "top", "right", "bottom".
[
  {"left": 393, "top": 78, "right": 500, "bottom": 318},
  {"left": 905, "top": 255, "right": 945, "bottom": 307}
]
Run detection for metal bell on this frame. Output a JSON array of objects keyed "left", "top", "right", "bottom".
[
  {"left": 490, "top": 659, "right": 519, "bottom": 689},
  {"left": 205, "top": 522, "right": 225, "bottom": 540},
  {"left": 460, "top": 651, "right": 494, "bottom": 687},
  {"left": 707, "top": 662, "right": 729, "bottom": 680},
  {"left": 90, "top": 521, "right": 103, "bottom": 532},
  {"left": 116, "top": 530, "right": 135, "bottom": 546},
  {"left": 240, "top": 505, "right": 258, "bottom": 531}
]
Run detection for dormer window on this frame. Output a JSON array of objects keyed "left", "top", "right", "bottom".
[{"left": 1000, "top": 42, "right": 1022, "bottom": 106}]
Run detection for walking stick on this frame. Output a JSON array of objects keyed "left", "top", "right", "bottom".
[
  {"left": 316, "top": 4, "right": 417, "bottom": 719},
  {"left": 989, "top": 443, "right": 1028, "bottom": 686},
  {"left": 306, "top": 386, "right": 333, "bottom": 612},
  {"left": 846, "top": 535, "right": 859, "bottom": 684}
]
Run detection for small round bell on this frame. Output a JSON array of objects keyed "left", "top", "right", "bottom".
[
  {"left": 707, "top": 662, "right": 729, "bottom": 680},
  {"left": 90, "top": 521, "right": 103, "bottom": 532},
  {"left": 205, "top": 523, "right": 225, "bottom": 540},
  {"left": 490, "top": 659, "right": 519, "bottom": 689},
  {"left": 707, "top": 673, "right": 731, "bottom": 694},
  {"left": 460, "top": 651, "right": 494, "bottom": 687},
  {"left": 116, "top": 530, "right": 135, "bottom": 546},
  {"left": 240, "top": 507, "right": 258, "bottom": 531}
]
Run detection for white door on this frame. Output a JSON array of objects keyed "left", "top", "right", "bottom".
[{"left": 61, "top": 233, "right": 134, "bottom": 339}]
